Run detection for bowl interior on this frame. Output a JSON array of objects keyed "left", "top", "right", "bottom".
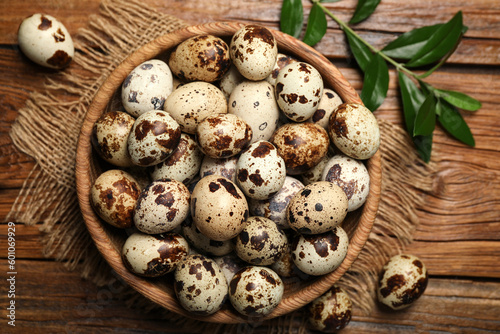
[{"left": 75, "top": 21, "right": 382, "bottom": 323}]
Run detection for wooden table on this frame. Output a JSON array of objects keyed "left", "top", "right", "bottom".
[{"left": 1, "top": 0, "right": 499, "bottom": 332}]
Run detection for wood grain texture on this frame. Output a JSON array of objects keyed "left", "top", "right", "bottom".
[{"left": 1, "top": 0, "right": 499, "bottom": 332}]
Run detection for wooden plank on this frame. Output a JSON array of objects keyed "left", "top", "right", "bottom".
[{"left": 0, "top": 259, "right": 499, "bottom": 333}]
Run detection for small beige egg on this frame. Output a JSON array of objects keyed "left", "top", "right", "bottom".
[
  {"left": 133, "top": 179, "right": 190, "bottom": 234},
  {"left": 18, "top": 14, "right": 74, "bottom": 69},
  {"left": 122, "top": 232, "right": 189, "bottom": 277},
  {"left": 199, "top": 155, "right": 238, "bottom": 183},
  {"left": 235, "top": 216, "right": 287, "bottom": 265},
  {"left": 271, "top": 122, "right": 330, "bottom": 175},
  {"left": 90, "top": 169, "right": 141, "bottom": 229},
  {"left": 168, "top": 35, "right": 231, "bottom": 83},
  {"left": 236, "top": 140, "right": 286, "bottom": 200},
  {"left": 229, "top": 266, "right": 284, "bottom": 317},
  {"left": 275, "top": 62, "right": 323, "bottom": 122},
  {"left": 181, "top": 216, "right": 234, "bottom": 257},
  {"left": 265, "top": 53, "right": 297, "bottom": 86},
  {"left": 322, "top": 154, "right": 370, "bottom": 212},
  {"left": 174, "top": 254, "right": 228, "bottom": 315},
  {"left": 91, "top": 111, "right": 135, "bottom": 167},
  {"left": 121, "top": 59, "right": 174, "bottom": 117},
  {"left": 191, "top": 175, "right": 249, "bottom": 241},
  {"left": 213, "top": 253, "right": 247, "bottom": 284},
  {"left": 287, "top": 181, "right": 348, "bottom": 235},
  {"left": 308, "top": 285, "right": 352, "bottom": 332},
  {"left": 127, "top": 110, "right": 181, "bottom": 167},
  {"left": 164, "top": 81, "right": 227, "bottom": 134},
  {"left": 228, "top": 80, "right": 280, "bottom": 144},
  {"left": 230, "top": 25, "right": 278, "bottom": 81},
  {"left": 219, "top": 65, "right": 245, "bottom": 100},
  {"left": 377, "top": 254, "right": 428, "bottom": 310},
  {"left": 196, "top": 113, "right": 252, "bottom": 158},
  {"left": 328, "top": 103, "right": 380, "bottom": 160},
  {"left": 309, "top": 88, "right": 343, "bottom": 130},
  {"left": 249, "top": 176, "right": 304, "bottom": 229},
  {"left": 150, "top": 133, "right": 203, "bottom": 185},
  {"left": 291, "top": 227, "right": 349, "bottom": 276}
]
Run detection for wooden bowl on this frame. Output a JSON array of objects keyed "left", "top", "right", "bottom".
[{"left": 75, "top": 21, "right": 382, "bottom": 323}]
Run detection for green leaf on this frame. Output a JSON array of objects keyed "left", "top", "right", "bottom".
[
  {"left": 303, "top": 3, "right": 328, "bottom": 46},
  {"left": 436, "top": 89, "right": 482, "bottom": 111},
  {"left": 280, "top": 0, "right": 304, "bottom": 39},
  {"left": 382, "top": 24, "right": 443, "bottom": 60},
  {"left": 413, "top": 134, "right": 433, "bottom": 163},
  {"left": 398, "top": 71, "right": 426, "bottom": 135},
  {"left": 414, "top": 93, "right": 437, "bottom": 136},
  {"left": 360, "top": 53, "right": 389, "bottom": 111},
  {"left": 349, "top": 0, "right": 381, "bottom": 24},
  {"left": 345, "top": 29, "right": 373, "bottom": 72},
  {"left": 438, "top": 100, "right": 475, "bottom": 146},
  {"left": 406, "top": 11, "right": 464, "bottom": 68}
]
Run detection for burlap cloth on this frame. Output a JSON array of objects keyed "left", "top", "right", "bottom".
[{"left": 7, "top": 0, "right": 435, "bottom": 332}]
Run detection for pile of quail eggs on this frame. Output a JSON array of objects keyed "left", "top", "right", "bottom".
[{"left": 89, "top": 24, "right": 383, "bottom": 321}]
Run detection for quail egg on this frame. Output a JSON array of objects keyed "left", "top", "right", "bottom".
[
  {"left": 229, "top": 266, "right": 284, "bottom": 317},
  {"left": 181, "top": 216, "right": 234, "bottom": 257},
  {"left": 265, "top": 53, "right": 297, "bottom": 86},
  {"left": 377, "top": 254, "right": 428, "bottom": 310},
  {"left": 122, "top": 232, "right": 189, "bottom": 277},
  {"left": 174, "top": 254, "right": 228, "bottom": 315},
  {"left": 199, "top": 155, "right": 238, "bottom": 183},
  {"left": 308, "top": 285, "right": 352, "bottom": 332},
  {"left": 309, "top": 88, "right": 343, "bottom": 130}
]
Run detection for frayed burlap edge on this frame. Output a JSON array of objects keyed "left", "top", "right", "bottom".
[{"left": 7, "top": 0, "right": 435, "bottom": 331}]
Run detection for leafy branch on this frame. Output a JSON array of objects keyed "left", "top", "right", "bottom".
[{"left": 280, "top": 0, "right": 481, "bottom": 162}]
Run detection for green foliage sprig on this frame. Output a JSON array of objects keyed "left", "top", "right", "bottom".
[{"left": 280, "top": 0, "right": 481, "bottom": 162}]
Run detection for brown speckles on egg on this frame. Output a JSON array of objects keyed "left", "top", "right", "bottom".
[
  {"left": 271, "top": 123, "right": 329, "bottom": 175},
  {"left": 38, "top": 15, "right": 52, "bottom": 30},
  {"left": 308, "top": 285, "right": 352, "bottom": 332},
  {"left": 377, "top": 254, "right": 428, "bottom": 310},
  {"left": 291, "top": 227, "right": 349, "bottom": 276},
  {"left": 47, "top": 50, "right": 72, "bottom": 68},
  {"left": 229, "top": 266, "right": 284, "bottom": 317},
  {"left": 174, "top": 254, "right": 228, "bottom": 315}
]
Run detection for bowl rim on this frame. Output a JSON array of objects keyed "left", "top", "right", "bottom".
[{"left": 75, "top": 21, "right": 382, "bottom": 323}]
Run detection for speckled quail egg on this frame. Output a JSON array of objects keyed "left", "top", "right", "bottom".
[
  {"left": 191, "top": 174, "right": 249, "bottom": 241},
  {"left": 229, "top": 266, "right": 284, "bottom": 317},
  {"left": 301, "top": 152, "right": 333, "bottom": 186},
  {"left": 265, "top": 53, "right": 297, "bottom": 86},
  {"left": 308, "top": 285, "right": 352, "bottom": 332},
  {"left": 214, "top": 253, "right": 247, "bottom": 284},
  {"left": 271, "top": 242, "right": 300, "bottom": 278},
  {"left": 90, "top": 169, "right": 141, "bottom": 228},
  {"left": 121, "top": 59, "right": 174, "bottom": 117},
  {"left": 91, "top": 111, "right": 135, "bottom": 167},
  {"left": 309, "top": 88, "right": 343, "bottom": 130},
  {"left": 249, "top": 176, "right": 304, "bottom": 229},
  {"left": 18, "top": 14, "right": 74, "bottom": 69},
  {"left": 127, "top": 110, "right": 181, "bottom": 167},
  {"left": 219, "top": 65, "right": 245, "bottom": 100},
  {"left": 275, "top": 62, "right": 323, "bottom": 122},
  {"left": 164, "top": 81, "right": 227, "bottom": 134},
  {"left": 181, "top": 216, "right": 234, "bottom": 257},
  {"left": 291, "top": 227, "right": 349, "bottom": 276},
  {"left": 287, "top": 181, "right": 348, "bottom": 235},
  {"left": 150, "top": 133, "right": 203, "bottom": 185},
  {"left": 228, "top": 80, "right": 280, "bottom": 144},
  {"left": 322, "top": 154, "right": 370, "bottom": 212},
  {"left": 329, "top": 103, "right": 380, "bottom": 160},
  {"left": 199, "top": 155, "right": 238, "bottom": 183},
  {"left": 133, "top": 179, "right": 190, "bottom": 234},
  {"left": 168, "top": 35, "right": 231, "bottom": 83},
  {"left": 122, "top": 232, "right": 189, "bottom": 277},
  {"left": 196, "top": 113, "right": 252, "bottom": 158},
  {"left": 174, "top": 254, "right": 228, "bottom": 315},
  {"left": 122, "top": 166, "right": 152, "bottom": 190},
  {"left": 236, "top": 140, "right": 286, "bottom": 200},
  {"left": 377, "top": 254, "right": 428, "bottom": 310},
  {"left": 230, "top": 25, "right": 278, "bottom": 81},
  {"left": 235, "top": 216, "right": 287, "bottom": 265},
  {"left": 271, "top": 122, "right": 329, "bottom": 175}
]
